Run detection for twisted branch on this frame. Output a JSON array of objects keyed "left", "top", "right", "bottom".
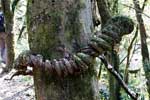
[
  {"left": 10, "top": 16, "right": 137, "bottom": 99},
  {"left": 12, "top": 16, "right": 134, "bottom": 76}
]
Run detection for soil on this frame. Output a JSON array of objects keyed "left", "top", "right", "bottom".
[{"left": 0, "top": 64, "right": 35, "bottom": 100}]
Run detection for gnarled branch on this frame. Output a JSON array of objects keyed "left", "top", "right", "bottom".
[
  {"left": 13, "top": 16, "right": 134, "bottom": 77},
  {"left": 9, "top": 16, "right": 137, "bottom": 99}
]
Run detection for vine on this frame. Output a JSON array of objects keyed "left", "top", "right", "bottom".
[
  {"left": 12, "top": 16, "right": 134, "bottom": 77},
  {"left": 9, "top": 16, "right": 138, "bottom": 99}
]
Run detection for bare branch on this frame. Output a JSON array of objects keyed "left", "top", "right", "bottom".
[
  {"left": 124, "top": 26, "right": 138, "bottom": 83},
  {"left": 99, "top": 56, "right": 138, "bottom": 100},
  {"left": 121, "top": 3, "right": 150, "bottom": 19},
  {"left": 142, "top": 0, "right": 148, "bottom": 11}
]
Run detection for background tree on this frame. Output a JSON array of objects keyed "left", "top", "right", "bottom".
[
  {"left": 1, "top": 0, "right": 15, "bottom": 73},
  {"left": 96, "top": 0, "right": 121, "bottom": 99},
  {"left": 133, "top": 0, "right": 150, "bottom": 98}
]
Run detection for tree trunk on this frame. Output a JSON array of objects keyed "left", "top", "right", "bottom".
[
  {"left": 96, "top": 0, "right": 120, "bottom": 100},
  {"left": 107, "top": 0, "right": 119, "bottom": 15},
  {"left": 27, "top": 0, "right": 99, "bottom": 100},
  {"left": 96, "top": 0, "right": 111, "bottom": 26},
  {"left": 1, "top": 0, "right": 14, "bottom": 72},
  {"left": 133, "top": 0, "right": 150, "bottom": 98},
  {"left": 108, "top": 52, "right": 121, "bottom": 100}
]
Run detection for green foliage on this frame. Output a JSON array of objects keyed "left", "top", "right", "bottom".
[
  {"left": 21, "top": 76, "right": 32, "bottom": 82},
  {"left": 65, "top": 1, "right": 84, "bottom": 42}
]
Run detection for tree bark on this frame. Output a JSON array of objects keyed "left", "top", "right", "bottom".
[
  {"left": 108, "top": 52, "right": 121, "bottom": 100},
  {"left": 96, "top": 0, "right": 120, "bottom": 100},
  {"left": 1, "top": 0, "right": 14, "bottom": 72},
  {"left": 27, "top": 0, "right": 99, "bottom": 100},
  {"left": 133, "top": 0, "right": 150, "bottom": 98},
  {"left": 96, "top": 0, "right": 111, "bottom": 26},
  {"left": 107, "top": 0, "right": 119, "bottom": 15}
]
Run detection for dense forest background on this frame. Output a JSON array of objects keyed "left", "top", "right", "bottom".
[{"left": 0, "top": 0, "right": 150, "bottom": 100}]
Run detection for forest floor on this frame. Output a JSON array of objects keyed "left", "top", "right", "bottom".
[{"left": 0, "top": 64, "right": 35, "bottom": 100}]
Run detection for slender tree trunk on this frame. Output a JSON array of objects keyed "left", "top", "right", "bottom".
[
  {"left": 108, "top": 51, "right": 121, "bottom": 100},
  {"left": 133, "top": 0, "right": 150, "bottom": 98},
  {"left": 96, "top": 0, "right": 120, "bottom": 100},
  {"left": 96, "top": 0, "right": 111, "bottom": 26},
  {"left": 1, "top": 0, "right": 14, "bottom": 72},
  {"left": 107, "top": 0, "right": 119, "bottom": 15},
  {"left": 27, "top": 0, "right": 99, "bottom": 100}
]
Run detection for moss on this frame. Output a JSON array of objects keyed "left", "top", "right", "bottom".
[
  {"left": 27, "top": 1, "right": 98, "bottom": 100},
  {"left": 65, "top": 1, "right": 85, "bottom": 42},
  {"left": 102, "top": 16, "right": 134, "bottom": 43},
  {"left": 27, "top": 1, "right": 64, "bottom": 58},
  {"left": 65, "top": 10, "right": 80, "bottom": 41},
  {"left": 47, "top": 10, "right": 63, "bottom": 33},
  {"left": 104, "top": 16, "right": 134, "bottom": 36}
]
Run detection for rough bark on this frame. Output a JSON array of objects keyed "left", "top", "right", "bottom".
[
  {"left": 27, "top": 0, "right": 99, "bottom": 100},
  {"left": 96, "top": 0, "right": 111, "bottom": 27},
  {"left": 1, "top": 0, "right": 14, "bottom": 72},
  {"left": 25, "top": 0, "right": 134, "bottom": 100}
]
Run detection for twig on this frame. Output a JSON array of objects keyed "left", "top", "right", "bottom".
[
  {"left": 99, "top": 56, "right": 138, "bottom": 100},
  {"left": 5, "top": 70, "right": 33, "bottom": 80},
  {"left": 142, "top": 0, "right": 148, "bottom": 11},
  {"left": 97, "top": 61, "right": 103, "bottom": 79},
  {"left": 120, "top": 55, "right": 127, "bottom": 65},
  {"left": 129, "top": 39, "right": 138, "bottom": 63},
  {"left": 124, "top": 26, "right": 138, "bottom": 83},
  {"left": 121, "top": 3, "right": 150, "bottom": 19}
]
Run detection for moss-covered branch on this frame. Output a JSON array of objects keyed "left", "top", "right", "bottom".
[
  {"left": 9, "top": 15, "right": 137, "bottom": 99},
  {"left": 10, "top": 16, "right": 136, "bottom": 98},
  {"left": 13, "top": 16, "right": 134, "bottom": 75}
]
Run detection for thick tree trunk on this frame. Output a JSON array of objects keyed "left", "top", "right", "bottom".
[{"left": 27, "top": 0, "right": 99, "bottom": 100}]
